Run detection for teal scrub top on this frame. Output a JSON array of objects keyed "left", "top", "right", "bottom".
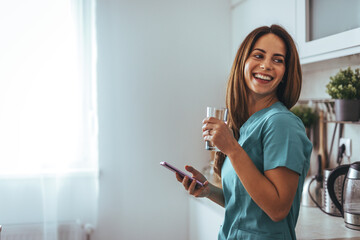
[{"left": 218, "top": 102, "right": 312, "bottom": 240}]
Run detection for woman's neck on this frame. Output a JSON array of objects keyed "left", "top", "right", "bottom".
[{"left": 247, "top": 94, "right": 278, "bottom": 116}]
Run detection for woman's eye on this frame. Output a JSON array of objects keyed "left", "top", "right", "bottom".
[
  {"left": 274, "top": 58, "right": 284, "bottom": 63},
  {"left": 253, "top": 54, "right": 263, "bottom": 59}
]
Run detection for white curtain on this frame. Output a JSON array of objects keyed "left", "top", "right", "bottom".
[{"left": 0, "top": 0, "right": 98, "bottom": 239}]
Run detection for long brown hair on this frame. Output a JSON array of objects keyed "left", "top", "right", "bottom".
[{"left": 213, "top": 24, "right": 302, "bottom": 177}]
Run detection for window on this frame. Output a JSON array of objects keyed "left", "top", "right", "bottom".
[
  {"left": 0, "top": 0, "right": 98, "bottom": 175},
  {"left": 0, "top": 2, "right": 98, "bottom": 235}
]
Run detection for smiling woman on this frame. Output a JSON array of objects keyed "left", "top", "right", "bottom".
[
  {"left": 176, "top": 25, "right": 311, "bottom": 240},
  {"left": 0, "top": 0, "right": 98, "bottom": 239}
]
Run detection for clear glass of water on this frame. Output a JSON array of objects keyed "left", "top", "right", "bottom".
[{"left": 205, "top": 107, "right": 228, "bottom": 152}]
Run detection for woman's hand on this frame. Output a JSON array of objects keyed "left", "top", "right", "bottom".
[
  {"left": 176, "top": 165, "right": 211, "bottom": 198},
  {"left": 202, "top": 117, "right": 239, "bottom": 155}
]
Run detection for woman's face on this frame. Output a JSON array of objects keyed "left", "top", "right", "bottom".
[{"left": 244, "top": 33, "right": 286, "bottom": 99}]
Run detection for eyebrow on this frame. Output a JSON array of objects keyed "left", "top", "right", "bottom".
[{"left": 253, "top": 48, "right": 285, "bottom": 59}]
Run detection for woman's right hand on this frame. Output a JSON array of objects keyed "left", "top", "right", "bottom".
[{"left": 176, "top": 165, "right": 211, "bottom": 198}]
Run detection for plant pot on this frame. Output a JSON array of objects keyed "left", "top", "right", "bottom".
[{"left": 334, "top": 99, "right": 360, "bottom": 122}]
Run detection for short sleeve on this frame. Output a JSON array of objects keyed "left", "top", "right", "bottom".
[{"left": 262, "top": 112, "right": 312, "bottom": 175}]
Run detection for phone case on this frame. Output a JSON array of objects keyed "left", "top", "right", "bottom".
[{"left": 160, "top": 161, "right": 204, "bottom": 187}]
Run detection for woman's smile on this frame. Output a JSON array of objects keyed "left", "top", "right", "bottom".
[{"left": 253, "top": 73, "right": 274, "bottom": 82}]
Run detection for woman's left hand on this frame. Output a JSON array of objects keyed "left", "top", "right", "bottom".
[{"left": 202, "top": 117, "right": 238, "bottom": 155}]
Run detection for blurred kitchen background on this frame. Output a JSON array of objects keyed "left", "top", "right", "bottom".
[{"left": 0, "top": 0, "right": 359, "bottom": 239}]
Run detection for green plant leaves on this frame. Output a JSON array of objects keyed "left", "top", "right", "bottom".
[
  {"left": 326, "top": 67, "right": 360, "bottom": 100},
  {"left": 291, "top": 105, "right": 318, "bottom": 128}
]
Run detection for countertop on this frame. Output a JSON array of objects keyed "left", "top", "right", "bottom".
[
  {"left": 296, "top": 206, "right": 360, "bottom": 240},
  {"left": 190, "top": 197, "right": 360, "bottom": 239}
]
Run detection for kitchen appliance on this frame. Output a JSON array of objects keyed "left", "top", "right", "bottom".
[
  {"left": 322, "top": 168, "right": 343, "bottom": 216},
  {"left": 327, "top": 162, "right": 360, "bottom": 230}
]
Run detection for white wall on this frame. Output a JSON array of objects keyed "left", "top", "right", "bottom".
[
  {"left": 231, "top": 0, "right": 296, "bottom": 58},
  {"left": 94, "top": 1, "right": 231, "bottom": 239}
]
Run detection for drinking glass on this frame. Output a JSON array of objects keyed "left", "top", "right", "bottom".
[{"left": 205, "top": 107, "right": 228, "bottom": 151}]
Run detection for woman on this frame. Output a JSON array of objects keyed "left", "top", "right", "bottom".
[{"left": 176, "top": 25, "right": 312, "bottom": 239}]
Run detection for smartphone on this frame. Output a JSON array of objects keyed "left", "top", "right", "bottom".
[{"left": 160, "top": 161, "right": 204, "bottom": 188}]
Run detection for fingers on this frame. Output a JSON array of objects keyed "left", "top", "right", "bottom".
[
  {"left": 185, "top": 166, "right": 206, "bottom": 181},
  {"left": 202, "top": 117, "right": 221, "bottom": 124},
  {"left": 193, "top": 181, "right": 209, "bottom": 197},
  {"left": 175, "top": 173, "right": 183, "bottom": 183},
  {"left": 178, "top": 174, "right": 199, "bottom": 192},
  {"left": 202, "top": 122, "right": 215, "bottom": 132},
  {"left": 181, "top": 176, "right": 196, "bottom": 193},
  {"left": 178, "top": 174, "right": 209, "bottom": 198},
  {"left": 176, "top": 173, "right": 191, "bottom": 190},
  {"left": 202, "top": 122, "right": 215, "bottom": 143},
  {"left": 182, "top": 176, "right": 190, "bottom": 189},
  {"left": 187, "top": 177, "right": 207, "bottom": 196},
  {"left": 176, "top": 166, "right": 208, "bottom": 197},
  {"left": 187, "top": 177, "right": 197, "bottom": 195},
  {"left": 202, "top": 129, "right": 211, "bottom": 137},
  {"left": 202, "top": 117, "right": 232, "bottom": 149},
  {"left": 185, "top": 165, "right": 200, "bottom": 176},
  {"left": 202, "top": 117, "right": 227, "bottom": 135}
]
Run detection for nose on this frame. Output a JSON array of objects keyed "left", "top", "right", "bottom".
[{"left": 260, "top": 59, "right": 274, "bottom": 70}]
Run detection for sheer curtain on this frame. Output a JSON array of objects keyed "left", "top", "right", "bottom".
[{"left": 0, "top": 0, "right": 98, "bottom": 239}]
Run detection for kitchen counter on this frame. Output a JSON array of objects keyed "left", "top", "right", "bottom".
[
  {"left": 190, "top": 197, "right": 360, "bottom": 240},
  {"left": 296, "top": 206, "right": 360, "bottom": 240}
]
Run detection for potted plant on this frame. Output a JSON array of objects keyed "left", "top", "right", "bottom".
[
  {"left": 291, "top": 105, "right": 318, "bottom": 138},
  {"left": 326, "top": 67, "right": 360, "bottom": 121}
]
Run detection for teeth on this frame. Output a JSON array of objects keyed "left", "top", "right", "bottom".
[{"left": 254, "top": 73, "right": 273, "bottom": 81}]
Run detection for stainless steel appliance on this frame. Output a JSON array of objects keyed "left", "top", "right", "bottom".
[
  {"left": 323, "top": 168, "right": 343, "bottom": 216},
  {"left": 327, "top": 162, "right": 360, "bottom": 230}
]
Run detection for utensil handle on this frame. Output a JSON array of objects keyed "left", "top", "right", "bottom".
[
  {"left": 327, "top": 164, "right": 349, "bottom": 217},
  {"left": 318, "top": 111, "right": 327, "bottom": 170}
]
